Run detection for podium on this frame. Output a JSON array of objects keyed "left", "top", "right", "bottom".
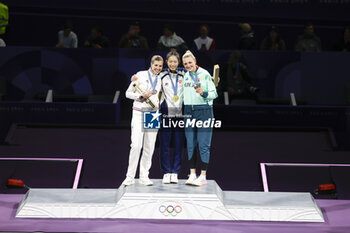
[{"left": 16, "top": 179, "right": 324, "bottom": 222}]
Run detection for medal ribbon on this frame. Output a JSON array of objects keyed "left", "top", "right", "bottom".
[
  {"left": 168, "top": 69, "right": 178, "bottom": 96},
  {"left": 189, "top": 70, "right": 198, "bottom": 85},
  {"left": 147, "top": 70, "right": 158, "bottom": 91}
]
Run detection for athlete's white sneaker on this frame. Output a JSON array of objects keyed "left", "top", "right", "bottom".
[
  {"left": 185, "top": 174, "right": 197, "bottom": 185},
  {"left": 192, "top": 175, "right": 207, "bottom": 186},
  {"left": 122, "top": 177, "right": 135, "bottom": 186},
  {"left": 139, "top": 177, "right": 153, "bottom": 186},
  {"left": 162, "top": 173, "right": 171, "bottom": 184},
  {"left": 170, "top": 173, "right": 178, "bottom": 183}
]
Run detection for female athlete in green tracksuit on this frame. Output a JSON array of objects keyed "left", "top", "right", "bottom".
[{"left": 182, "top": 50, "right": 218, "bottom": 186}]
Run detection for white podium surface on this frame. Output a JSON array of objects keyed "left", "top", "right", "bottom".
[
  {"left": 16, "top": 179, "right": 324, "bottom": 222},
  {"left": 224, "top": 191, "right": 324, "bottom": 222}
]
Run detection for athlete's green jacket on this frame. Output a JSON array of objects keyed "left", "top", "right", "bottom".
[{"left": 183, "top": 67, "right": 218, "bottom": 105}]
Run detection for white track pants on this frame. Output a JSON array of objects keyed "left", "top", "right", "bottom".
[{"left": 126, "top": 110, "right": 158, "bottom": 179}]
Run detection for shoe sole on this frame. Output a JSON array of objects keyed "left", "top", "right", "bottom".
[
  {"left": 139, "top": 181, "right": 153, "bottom": 186},
  {"left": 192, "top": 182, "right": 207, "bottom": 186},
  {"left": 122, "top": 182, "right": 135, "bottom": 186}
]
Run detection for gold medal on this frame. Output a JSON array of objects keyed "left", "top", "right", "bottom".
[{"left": 173, "top": 95, "right": 179, "bottom": 102}]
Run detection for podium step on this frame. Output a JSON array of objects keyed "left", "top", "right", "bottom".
[
  {"left": 16, "top": 179, "right": 324, "bottom": 222},
  {"left": 224, "top": 191, "right": 324, "bottom": 222}
]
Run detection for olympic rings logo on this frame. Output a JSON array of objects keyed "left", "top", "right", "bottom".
[{"left": 159, "top": 204, "right": 182, "bottom": 217}]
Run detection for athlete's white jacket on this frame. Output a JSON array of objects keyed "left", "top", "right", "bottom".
[
  {"left": 125, "top": 68, "right": 163, "bottom": 111},
  {"left": 159, "top": 69, "right": 185, "bottom": 117}
]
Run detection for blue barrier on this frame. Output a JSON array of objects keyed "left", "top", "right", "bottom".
[{"left": 0, "top": 47, "right": 349, "bottom": 105}]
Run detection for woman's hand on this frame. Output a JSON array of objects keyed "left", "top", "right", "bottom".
[
  {"left": 211, "top": 76, "right": 220, "bottom": 83},
  {"left": 131, "top": 75, "right": 138, "bottom": 82},
  {"left": 196, "top": 87, "right": 204, "bottom": 96},
  {"left": 143, "top": 90, "right": 153, "bottom": 99}
]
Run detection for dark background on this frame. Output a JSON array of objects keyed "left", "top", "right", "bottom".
[{"left": 3, "top": 0, "right": 350, "bottom": 50}]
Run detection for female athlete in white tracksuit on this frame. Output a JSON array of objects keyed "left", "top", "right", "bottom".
[{"left": 122, "top": 55, "right": 164, "bottom": 186}]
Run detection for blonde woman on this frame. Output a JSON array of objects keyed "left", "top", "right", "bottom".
[
  {"left": 122, "top": 55, "right": 164, "bottom": 186},
  {"left": 182, "top": 50, "right": 218, "bottom": 186}
]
